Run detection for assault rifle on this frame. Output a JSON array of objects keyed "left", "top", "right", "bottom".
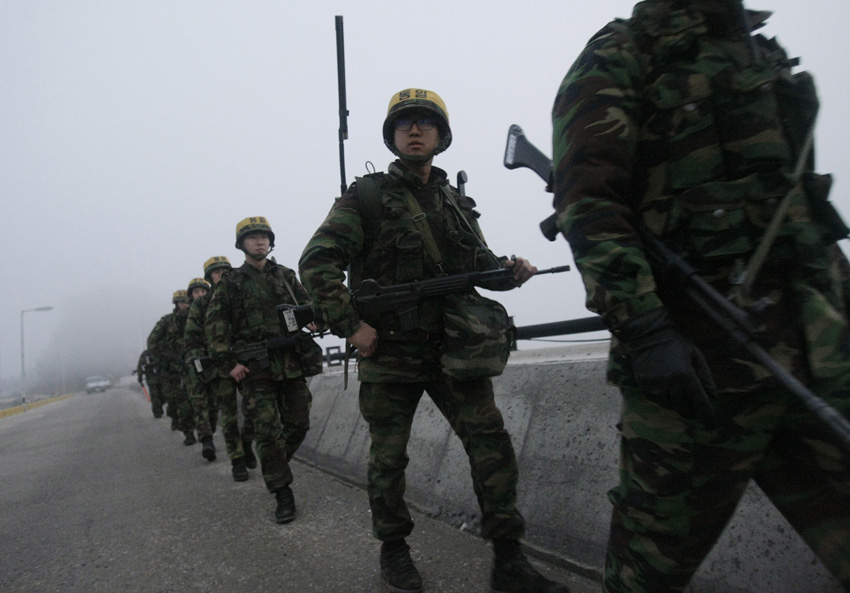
[
  {"left": 503, "top": 124, "right": 850, "bottom": 453},
  {"left": 278, "top": 264, "right": 571, "bottom": 337},
  {"left": 231, "top": 332, "right": 320, "bottom": 370}
]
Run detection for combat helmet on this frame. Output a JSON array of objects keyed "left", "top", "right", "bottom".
[
  {"left": 172, "top": 289, "right": 189, "bottom": 304},
  {"left": 187, "top": 277, "right": 210, "bottom": 300},
  {"left": 383, "top": 88, "right": 452, "bottom": 158},
  {"left": 203, "top": 256, "right": 232, "bottom": 282},
  {"left": 235, "top": 216, "right": 275, "bottom": 249}
]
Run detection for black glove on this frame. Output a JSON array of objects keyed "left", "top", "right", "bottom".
[{"left": 616, "top": 309, "right": 716, "bottom": 420}]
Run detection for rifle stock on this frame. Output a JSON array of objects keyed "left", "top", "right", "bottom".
[
  {"left": 503, "top": 125, "right": 560, "bottom": 241},
  {"left": 503, "top": 123, "right": 850, "bottom": 454}
]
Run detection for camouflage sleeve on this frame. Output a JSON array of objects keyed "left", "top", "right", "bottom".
[
  {"left": 163, "top": 316, "right": 183, "bottom": 356},
  {"left": 552, "top": 27, "right": 665, "bottom": 329},
  {"left": 205, "top": 282, "right": 237, "bottom": 371},
  {"left": 183, "top": 300, "right": 206, "bottom": 360},
  {"left": 146, "top": 316, "right": 168, "bottom": 357},
  {"left": 298, "top": 187, "right": 364, "bottom": 338}
]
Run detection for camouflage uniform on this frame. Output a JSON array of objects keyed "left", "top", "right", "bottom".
[
  {"left": 163, "top": 308, "right": 195, "bottom": 440},
  {"left": 186, "top": 289, "right": 255, "bottom": 462},
  {"left": 205, "top": 260, "right": 312, "bottom": 494},
  {"left": 147, "top": 314, "right": 177, "bottom": 425},
  {"left": 299, "top": 160, "right": 524, "bottom": 542},
  {"left": 136, "top": 349, "right": 164, "bottom": 418},
  {"left": 552, "top": 1, "right": 850, "bottom": 591},
  {"left": 184, "top": 292, "right": 219, "bottom": 441}
]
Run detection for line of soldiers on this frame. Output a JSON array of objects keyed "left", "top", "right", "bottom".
[
  {"left": 132, "top": 1, "right": 850, "bottom": 588},
  {"left": 134, "top": 88, "right": 573, "bottom": 593},
  {"left": 137, "top": 221, "right": 316, "bottom": 530}
]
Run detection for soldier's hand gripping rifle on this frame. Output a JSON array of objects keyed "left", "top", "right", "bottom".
[
  {"left": 503, "top": 123, "right": 850, "bottom": 454},
  {"left": 278, "top": 264, "right": 571, "bottom": 338}
]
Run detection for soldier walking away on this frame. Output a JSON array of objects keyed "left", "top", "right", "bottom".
[
  {"left": 552, "top": 1, "right": 850, "bottom": 591},
  {"left": 196, "top": 256, "right": 257, "bottom": 481},
  {"left": 184, "top": 277, "right": 217, "bottom": 461},
  {"left": 206, "top": 218, "right": 317, "bottom": 522},
  {"left": 300, "top": 88, "right": 570, "bottom": 593},
  {"left": 146, "top": 291, "right": 188, "bottom": 431},
  {"left": 135, "top": 349, "right": 164, "bottom": 418}
]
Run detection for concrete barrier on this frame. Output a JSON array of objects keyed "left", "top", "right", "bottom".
[
  {"left": 0, "top": 393, "right": 74, "bottom": 418},
  {"left": 299, "top": 344, "right": 844, "bottom": 593}
]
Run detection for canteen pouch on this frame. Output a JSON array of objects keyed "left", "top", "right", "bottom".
[{"left": 440, "top": 291, "right": 514, "bottom": 379}]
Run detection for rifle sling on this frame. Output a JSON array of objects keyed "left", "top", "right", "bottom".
[
  {"left": 738, "top": 123, "right": 816, "bottom": 298},
  {"left": 399, "top": 186, "right": 445, "bottom": 276}
]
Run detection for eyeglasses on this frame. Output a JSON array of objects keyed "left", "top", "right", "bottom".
[{"left": 393, "top": 117, "right": 438, "bottom": 132}]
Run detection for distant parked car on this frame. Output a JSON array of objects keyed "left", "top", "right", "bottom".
[{"left": 85, "top": 375, "right": 111, "bottom": 394}]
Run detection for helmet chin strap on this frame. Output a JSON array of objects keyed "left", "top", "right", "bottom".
[
  {"left": 245, "top": 245, "right": 273, "bottom": 261},
  {"left": 395, "top": 149, "right": 435, "bottom": 164}
]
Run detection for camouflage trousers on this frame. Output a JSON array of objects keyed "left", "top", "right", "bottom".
[
  {"left": 146, "top": 378, "right": 164, "bottom": 417},
  {"left": 604, "top": 379, "right": 850, "bottom": 593},
  {"left": 160, "top": 369, "right": 179, "bottom": 421},
  {"left": 209, "top": 376, "right": 255, "bottom": 461},
  {"left": 240, "top": 371, "right": 311, "bottom": 493},
  {"left": 166, "top": 370, "right": 195, "bottom": 435},
  {"left": 187, "top": 369, "right": 218, "bottom": 440},
  {"left": 359, "top": 377, "right": 525, "bottom": 542}
]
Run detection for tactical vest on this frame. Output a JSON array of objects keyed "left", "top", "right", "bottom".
[
  {"left": 604, "top": 3, "right": 840, "bottom": 265},
  {"left": 224, "top": 263, "right": 302, "bottom": 342},
  {"left": 353, "top": 171, "right": 497, "bottom": 287}
]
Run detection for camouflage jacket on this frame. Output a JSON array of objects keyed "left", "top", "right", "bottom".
[
  {"left": 146, "top": 314, "right": 171, "bottom": 365},
  {"left": 552, "top": 0, "right": 846, "bottom": 388},
  {"left": 136, "top": 350, "right": 154, "bottom": 381},
  {"left": 205, "top": 259, "right": 311, "bottom": 381},
  {"left": 163, "top": 308, "right": 189, "bottom": 372},
  {"left": 299, "top": 160, "right": 511, "bottom": 382},
  {"left": 184, "top": 292, "right": 210, "bottom": 360}
]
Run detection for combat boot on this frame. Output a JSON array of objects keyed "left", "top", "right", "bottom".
[
  {"left": 379, "top": 539, "right": 422, "bottom": 593},
  {"left": 201, "top": 436, "right": 216, "bottom": 461},
  {"left": 231, "top": 457, "right": 249, "bottom": 482},
  {"left": 170, "top": 417, "right": 179, "bottom": 431},
  {"left": 274, "top": 486, "right": 296, "bottom": 524},
  {"left": 183, "top": 432, "right": 197, "bottom": 446},
  {"left": 243, "top": 441, "right": 258, "bottom": 469},
  {"left": 490, "top": 538, "right": 570, "bottom": 593}
]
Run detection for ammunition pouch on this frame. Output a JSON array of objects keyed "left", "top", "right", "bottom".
[
  {"left": 803, "top": 172, "right": 848, "bottom": 243},
  {"left": 297, "top": 338, "right": 324, "bottom": 377}
]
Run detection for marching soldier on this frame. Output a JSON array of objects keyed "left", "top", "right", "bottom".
[
  {"left": 206, "top": 217, "right": 318, "bottom": 522},
  {"left": 163, "top": 289, "right": 195, "bottom": 446},
  {"left": 300, "top": 89, "right": 569, "bottom": 593},
  {"left": 184, "top": 277, "right": 216, "bottom": 461},
  {"left": 552, "top": 1, "right": 850, "bottom": 590}
]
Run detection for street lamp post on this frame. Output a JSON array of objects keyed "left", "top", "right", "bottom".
[{"left": 21, "top": 306, "right": 53, "bottom": 406}]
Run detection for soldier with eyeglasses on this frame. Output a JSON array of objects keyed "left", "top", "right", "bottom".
[{"left": 299, "top": 88, "right": 569, "bottom": 593}]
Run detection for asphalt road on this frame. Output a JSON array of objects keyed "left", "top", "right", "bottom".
[{"left": 0, "top": 385, "right": 600, "bottom": 593}]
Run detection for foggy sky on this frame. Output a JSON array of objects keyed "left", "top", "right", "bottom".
[{"left": 2, "top": 0, "right": 849, "bottom": 391}]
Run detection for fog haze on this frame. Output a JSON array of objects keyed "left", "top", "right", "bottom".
[{"left": 2, "top": 0, "right": 848, "bottom": 395}]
